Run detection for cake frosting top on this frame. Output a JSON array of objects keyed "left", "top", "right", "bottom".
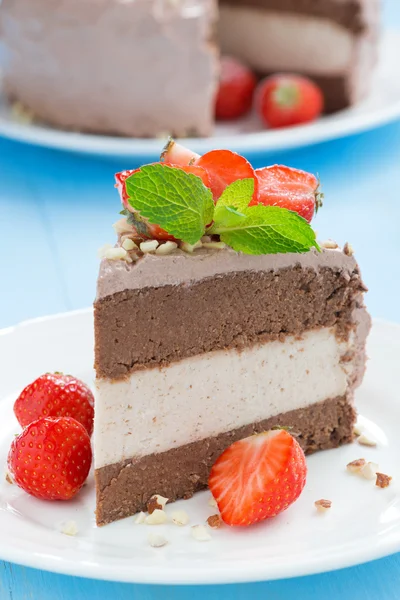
[{"left": 96, "top": 245, "right": 357, "bottom": 299}]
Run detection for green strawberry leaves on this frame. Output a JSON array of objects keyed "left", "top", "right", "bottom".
[{"left": 124, "top": 165, "right": 319, "bottom": 255}]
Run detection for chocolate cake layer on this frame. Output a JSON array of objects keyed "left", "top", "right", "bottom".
[
  {"left": 95, "top": 394, "right": 356, "bottom": 526},
  {"left": 219, "top": 0, "right": 367, "bottom": 33},
  {"left": 94, "top": 264, "right": 366, "bottom": 380}
]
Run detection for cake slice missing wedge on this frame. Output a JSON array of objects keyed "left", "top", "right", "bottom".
[
  {"left": 93, "top": 145, "right": 370, "bottom": 526},
  {"left": 94, "top": 246, "right": 369, "bottom": 526}
]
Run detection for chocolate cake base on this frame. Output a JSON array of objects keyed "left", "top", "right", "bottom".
[{"left": 95, "top": 395, "right": 355, "bottom": 526}]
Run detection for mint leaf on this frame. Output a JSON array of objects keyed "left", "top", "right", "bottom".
[
  {"left": 210, "top": 205, "right": 247, "bottom": 229},
  {"left": 216, "top": 178, "right": 254, "bottom": 211},
  {"left": 210, "top": 205, "right": 319, "bottom": 255},
  {"left": 125, "top": 164, "right": 214, "bottom": 244}
]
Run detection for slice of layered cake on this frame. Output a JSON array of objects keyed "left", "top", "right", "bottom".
[{"left": 94, "top": 143, "right": 370, "bottom": 525}]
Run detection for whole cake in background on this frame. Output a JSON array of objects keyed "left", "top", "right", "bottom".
[
  {"left": 0, "top": 0, "right": 380, "bottom": 137},
  {"left": 93, "top": 141, "right": 370, "bottom": 525}
]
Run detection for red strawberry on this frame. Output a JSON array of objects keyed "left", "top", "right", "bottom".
[
  {"left": 196, "top": 150, "right": 258, "bottom": 202},
  {"left": 8, "top": 417, "right": 92, "bottom": 501},
  {"left": 115, "top": 163, "right": 210, "bottom": 241},
  {"left": 215, "top": 56, "right": 257, "bottom": 120},
  {"left": 14, "top": 373, "right": 94, "bottom": 436},
  {"left": 256, "top": 74, "right": 324, "bottom": 129},
  {"left": 251, "top": 165, "right": 321, "bottom": 223},
  {"left": 208, "top": 429, "right": 307, "bottom": 526},
  {"left": 160, "top": 139, "right": 200, "bottom": 166}
]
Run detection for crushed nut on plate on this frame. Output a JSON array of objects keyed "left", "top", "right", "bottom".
[
  {"left": 171, "top": 511, "right": 190, "bottom": 526},
  {"left": 134, "top": 511, "right": 146, "bottom": 524},
  {"left": 346, "top": 458, "right": 367, "bottom": 474},
  {"left": 5, "top": 471, "right": 13, "bottom": 484},
  {"left": 148, "top": 533, "right": 168, "bottom": 548},
  {"left": 314, "top": 499, "right": 332, "bottom": 512},
  {"left": 361, "top": 462, "right": 379, "bottom": 481},
  {"left": 207, "top": 514, "right": 222, "bottom": 529},
  {"left": 147, "top": 494, "right": 169, "bottom": 514},
  {"left": 60, "top": 520, "right": 79, "bottom": 536},
  {"left": 208, "top": 496, "right": 218, "bottom": 508},
  {"left": 376, "top": 473, "right": 392, "bottom": 488},
  {"left": 353, "top": 423, "right": 363, "bottom": 436},
  {"left": 358, "top": 433, "right": 377, "bottom": 447},
  {"left": 191, "top": 524, "right": 212, "bottom": 541},
  {"left": 145, "top": 509, "right": 168, "bottom": 525}
]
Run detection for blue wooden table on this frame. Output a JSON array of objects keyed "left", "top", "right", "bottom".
[{"left": 1, "top": 3, "right": 400, "bottom": 597}]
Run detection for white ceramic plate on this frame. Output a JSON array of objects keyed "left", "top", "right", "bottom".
[
  {"left": 0, "top": 310, "right": 399, "bottom": 585},
  {"left": 1, "top": 31, "right": 400, "bottom": 159}
]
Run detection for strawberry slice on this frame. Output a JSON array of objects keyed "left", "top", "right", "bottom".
[
  {"left": 208, "top": 429, "right": 307, "bottom": 526},
  {"left": 251, "top": 165, "right": 321, "bottom": 223},
  {"left": 160, "top": 139, "right": 200, "bottom": 166},
  {"left": 196, "top": 150, "right": 258, "bottom": 202},
  {"left": 115, "top": 163, "right": 210, "bottom": 241}
]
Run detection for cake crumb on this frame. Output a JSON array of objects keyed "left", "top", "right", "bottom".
[
  {"left": 148, "top": 533, "right": 168, "bottom": 548},
  {"left": 343, "top": 242, "right": 354, "bottom": 256},
  {"left": 155, "top": 241, "right": 178, "bottom": 255},
  {"left": 180, "top": 241, "right": 203, "bottom": 253},
  {"left": 172, "top": 511, "right": 190, "bottom": 526},
  {"left": 361, "top": 462, "right": 379, "bottom": 481},
  {"left": 140, "top": 240, "right": 159, "bottom": 254},
  {"left": 208, "top": 496, "right": 218, "bottom": 508},
  {"left": 202, "top": 241, "right": 226, "bottom": 250},
  {"left": 346, "top": 458, "right": 367, "bottom": 474},
  {"left": 60, "top": 520, "right": 79, "bottom": 536},
  {"left": 147, "top": 495, "right": 169, "bottom": 514},
  {"left": 314, "top": 499, "right": 332, "bottom": 512},
  {"left": 321, "top": 240, "right": 338, "bottom": 249},
  {"left": 207, "top": 514, "right": 222, "bottom": 529},
  {"left": 191, "top": 525, "right": 211, "bottom": 541},
  {"left": 145, "top": 509, "right": 167, "bottom": 525},
  {"left": 376, "top": 473, "right": 392, "bottom": 488},
  {"left": 134, "top": 511, "right": 146, "bottom": 524},
  {"left": 358, "top": 433, "right": 377, "bottom": 447},
  {"left": 5, "top": 471, "right": 13, "bottom": 484}
]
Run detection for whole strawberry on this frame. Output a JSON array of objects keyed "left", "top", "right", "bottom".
[
  {"left": 209, "top": 429, "right": 307, "bottom": 526},
  {"left": 8, "top": 417, "right": 92, "bottom": 500},
  {"left": 14, "top": 373, "right": 94, "bottom": 435}
]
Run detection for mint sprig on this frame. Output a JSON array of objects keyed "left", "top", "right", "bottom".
[
  {"left": 123, "top": 165, "right": 320, "bottom": 255},
  {"left": 125, "top": 164, "right": 214, "bottom": 245}
]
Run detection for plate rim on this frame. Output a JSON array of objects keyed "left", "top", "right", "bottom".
[
  {"left": 1, "top": 30, "right": 400, "bottom": 158},
  {"left": 0, "top": 311, "right": 399, "bottom": 584}
]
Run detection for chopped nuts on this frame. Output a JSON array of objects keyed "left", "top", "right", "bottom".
[
  {"left": 122, "top": 238, "right": 137, "bottom": 251},
  {"left": 155, "top": 241, "right": 178, "bottom": 255},
  {"left": 358, "top": 433, "right": 377, "bottom": 447},
  {"left": 113, "top": 217, "right": 134, "bottom": 235},
  {"left": 134, "top": 511, "right": 146, "bottom": 524},
  {"left": 346, "top": 458, "right": 367, "bottom": 474},
  {"left": 180, "top": 241, "right": 203, "bottom": 253},
  {"left": 207, "top": 514, "right": 222, "bottom": 529},
  {"left": 171, "top": 510, "right": 190, "bottom": 526},
  {"left": 145, "top": 509, "right": 167, "bottom": 525},
  {"left": 104, "top": 247, "right": 129, "bottom": 261},
  {"left": 60, "top": 520, "right": 79, "bottom": 536},
  {"left": 191, "top": 524, "right": 211, "bottom": 541},
  {"left": 208, "top": 496, "right": 218, "bottom": 508},
  {"left": 147, "top": 495, "right": 168, "bottom": 514},
  {"left": 202, "top": 241, "right": 226, "bottom": 250},
  {"left": 97, "top": 243, "right": 114, "bottom": 259},
  {"left": 314, "top": 499, "right": 332, "bottom": 512},
  {"left": 5, "top": 471, "right": 13, "bottom": 484},
  {"left": 320, "top": 240, "right": 338, "bottom": 249},
  {"left": 343, "top": 242, "right": 354, "bottom": 256},
  {"left": 361, "top": 462, "right": 379, "bottom": 481},
  {"left": 376, "top": 473, "right": 392, "bottom": 488},
  {"left": 353, "top": 423, "right": 363, "bottom": 436},
  {"left": 140, "top": 240, "right": 159, "bottom": 254},
  {"left": 148, "top": 533, "right": 168, "bottom": 548}
]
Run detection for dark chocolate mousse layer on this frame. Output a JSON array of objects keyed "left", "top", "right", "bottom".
[
  {"left": 218, "top": 0, "right": 368, "bottom": 34},
  {"left": 94, "top": 261, "right": 367, "bottom": 380},
  {"left": 95, "top": 394, "right": 355, "bottom": 526}
]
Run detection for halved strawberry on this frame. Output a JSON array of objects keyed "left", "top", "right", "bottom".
[
  {"left": 160, "top": 139, "right": 200, "bottom": 166},
  {"left": 208, "top": 429, "right": 307, "bottom": 526},
  {"left": 115, "top": 163, "right": 210, "bottom": 240},
  {"left": 196, "top": 149, "right": 258, "bottom": 202},
  {"left": 251, "top": 165, "right": 321, "bottom": 223}
]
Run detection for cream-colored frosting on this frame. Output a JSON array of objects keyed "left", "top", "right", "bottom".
[
  {"left": 96, "top": 246, "right": 358, "bottom": 299},
  {"left": 0, "top": 0, "right": 218, "bottom": 137}
]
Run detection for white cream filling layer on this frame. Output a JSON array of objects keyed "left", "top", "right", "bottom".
[
  {"left": 218, "top": 8, "right": 354, "bottom": 76},
  {"left": 94, "top": 327, "right": 355, "bottom": 469}
]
